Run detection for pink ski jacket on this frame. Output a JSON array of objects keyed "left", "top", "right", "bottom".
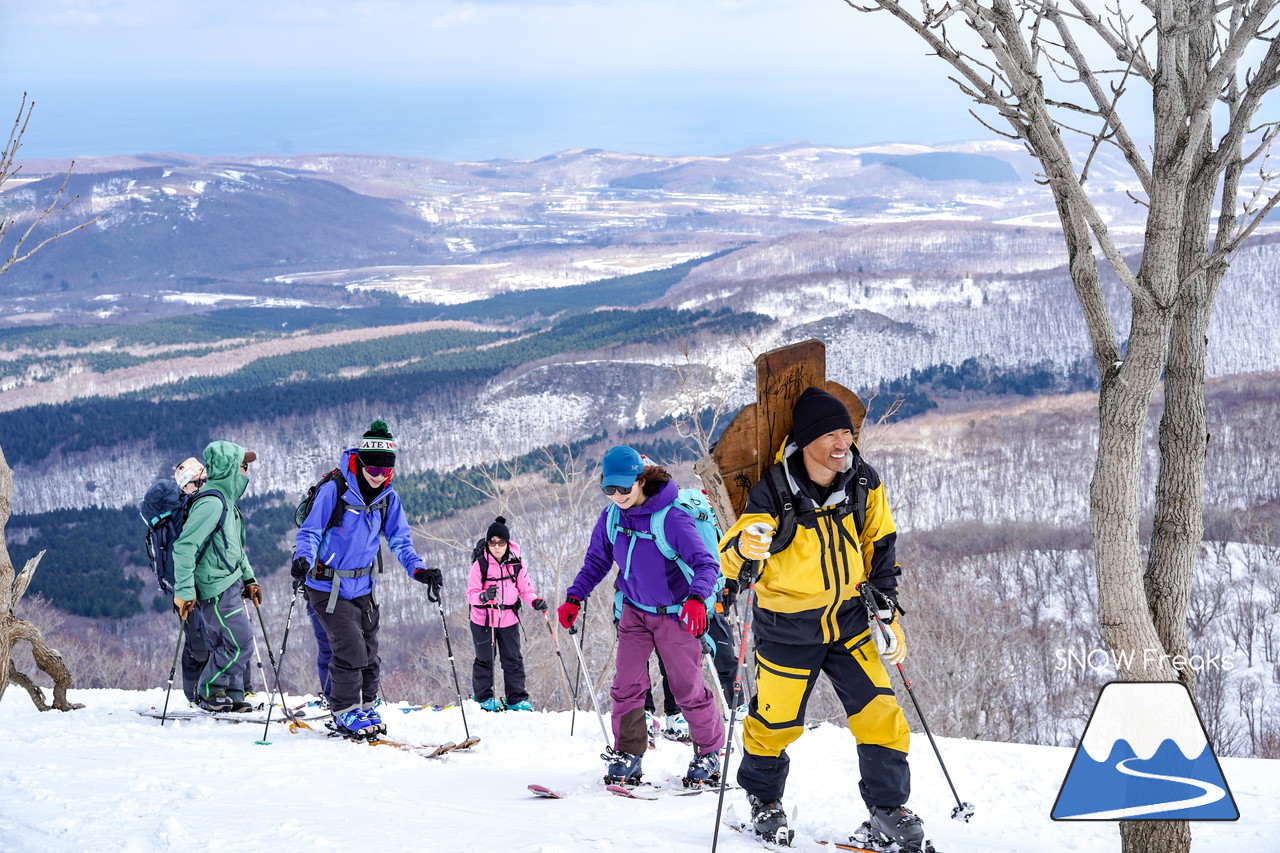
[{"left": 467, "top": 541, "right": 540, "bottom": 628}]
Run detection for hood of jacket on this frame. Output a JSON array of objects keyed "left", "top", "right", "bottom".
[{"left": 202, "top": 440, "right": 249, "bottom": 502}]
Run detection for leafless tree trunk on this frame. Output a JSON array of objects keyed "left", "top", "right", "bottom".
[
  {"left": 838, "top": 2, "right": 1280, "bottom": 850},
  {"left": 1, "top": 445, "right": 84, "bottom": 710}
]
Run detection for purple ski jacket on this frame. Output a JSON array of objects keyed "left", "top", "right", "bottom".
[{"left": 567, "top": 479, "right": 720, "bottom": 610}]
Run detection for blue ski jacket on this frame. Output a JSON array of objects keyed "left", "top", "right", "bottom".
[{"left": 294, "top": 449, "right": 425, "bottom": 601}]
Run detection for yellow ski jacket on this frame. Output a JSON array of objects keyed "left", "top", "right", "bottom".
[{"left": 718, "top": 439, "right": 901, "bottom": 645}]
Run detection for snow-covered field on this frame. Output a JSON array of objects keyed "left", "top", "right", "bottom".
[{"left": 2, "top": 689, "right": 1275, "bottom": 852}]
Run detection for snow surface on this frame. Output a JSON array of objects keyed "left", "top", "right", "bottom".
[{"left": 2, "top": 689, "right": 1276, "bottom": 852}]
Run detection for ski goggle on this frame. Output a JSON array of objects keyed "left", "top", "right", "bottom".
[
  {"left": 365, "top": 466, "right": 393, "bottom": 477},
  {"left": 601, "top": 479, "right": 638, "bottom": 496}
]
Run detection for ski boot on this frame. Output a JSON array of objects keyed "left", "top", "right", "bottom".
[
  {"left": 228, "top": 698, "right": 255, "bottom": 713},
  {"left": 506, "top": 699, "right": 534, "bottom": 711},
  {"left": 850, "top": 805, "right": 930, "bottom": 853},
  {"left": 748, "top": 793, "right": 793, "bottom": 846},
  {"left": 683, "top": 750, "right": 721, "bottom": 788},
  {"left": 663, "top": 712, "right": 691, "bottom": 742},
  {"left": 196, "top": 692, "right": 233, "bottom": 712},
  {"left": 333, "top": 708, "right": 378, "bottom": 739},
  {"left": 601, "top": 746, "right": 643, "bottom": 786},
  {"left": 479, "top": 697, "right": 505, "bottom": 712},
  {"left": 361, "top": 706, "right": 388, "bottom": 735}
]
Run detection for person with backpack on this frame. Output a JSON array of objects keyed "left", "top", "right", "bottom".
[
  {"left": 717, "top": 387, "right": 924, "bottom": 850},
  {"left": 171, "top": 457, "right": 219, "bottom": 705},
  {"left": 556, "top": 445, "right": 725, "bottom": 787},
  {"left": 291, "top": 419, "right": 443, "bottom": 739},
  {"left": 466, "top": 516, "right": 546, "bottom": 712},
  {"left": 171, "top": 441, "right": 261, "bottom": 713}
]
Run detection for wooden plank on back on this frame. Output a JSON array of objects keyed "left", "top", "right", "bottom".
[
  {"left": 755, "top": 339, "right": 827, "bottom": 470},
  {"left": 701, "top": 402, "right": 757, "bottom": 525},
  {"left": 697, "top": 340, "right": 868, "bottom": 526}
]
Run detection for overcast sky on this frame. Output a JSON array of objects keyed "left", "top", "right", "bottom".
[{"left": 3, "top": 0, "right": 987, "bottom": 161}]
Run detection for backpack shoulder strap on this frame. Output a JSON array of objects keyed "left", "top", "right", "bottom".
[
  {"left": 764, "top": 464, "right": 798, "bottom": 554},
  {"left": 321, "top": 474, "right": 348, "bottom": 532}
]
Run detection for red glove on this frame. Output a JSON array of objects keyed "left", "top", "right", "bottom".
[
  {"left": 557, "top": 596, "right": 582, "bottom": 629},
  {"left": 680, "top": 597, "right": 707, "bottom": 637}
]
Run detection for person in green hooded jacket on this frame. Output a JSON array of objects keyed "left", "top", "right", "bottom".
[{"left": 172, "top": 440, "right": 261, "bottom": 713}]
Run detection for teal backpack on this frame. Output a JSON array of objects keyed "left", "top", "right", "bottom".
[{"left": 606, "top": 487, "right": 726, "bottom": 616}]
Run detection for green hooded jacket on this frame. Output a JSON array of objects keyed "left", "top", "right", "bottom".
[{"left": 171, "top": 440, "right": 256, "bottom": 602}]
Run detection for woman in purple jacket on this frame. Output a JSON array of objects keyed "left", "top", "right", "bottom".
[{"left": 557, "top": 445, "right": 726, "bottom": 787}]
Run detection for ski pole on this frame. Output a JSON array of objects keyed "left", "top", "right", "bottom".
[
  {"left": 860, "top": 583, "right": 975, "bottom": 823},
  {"left": 711, "top": 559, "right": 761, "bottom": 853},
  {"left": 253, "top": 595, "right": 301, "bottom": 744},
  {"left": 541, "top": 610, "right": 578, "bottom": 711},
  {"left": 432, "top": 582, "right": 476, "bottom": 745},
  {"left": 567, "top": 619, "right": 612, "bottom": 748},
  {"left": 160, "top": 615, "right": 187, "bottom": 726},
  {"left": 489, "top": 599, "right": 499, "bottom": 708},
  {"left": 570, "top": 598, "right": 587, "bottom": 737}
]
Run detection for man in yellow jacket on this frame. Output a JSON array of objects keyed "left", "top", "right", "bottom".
[{"left": 718, "top": 387, "right": 924, "bottom": 851}]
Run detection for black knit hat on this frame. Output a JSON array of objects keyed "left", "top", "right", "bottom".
[
  {"left": 357, "top": 419, "right": 397, "bottom": 468},
  {"left": 486, "top": 516, "right": 510, "bottom": 543},
  {"left": 791, "top": 386, "right": 854, "bottom": 449}
]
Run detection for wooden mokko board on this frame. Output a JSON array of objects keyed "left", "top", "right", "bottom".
[{"left": 696, "top": 339, "right": 866, "bottom": 527}]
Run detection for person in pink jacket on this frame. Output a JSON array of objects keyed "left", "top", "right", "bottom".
[{"left": 467, "top": 516, "right": 547, "bottom": 711}]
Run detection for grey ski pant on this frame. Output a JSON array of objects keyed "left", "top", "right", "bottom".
[
  {"left": 306, "top": 587, "right": 380, "bottom": 714},
  {"left": 194, "top": 583, "right": 254, "bottom": 703}
]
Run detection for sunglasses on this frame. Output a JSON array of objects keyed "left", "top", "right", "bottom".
[
  {"left": 601, "top": 480, "right": 638, "bottom": 496},
  {"left": 365, "top": 466, "right": 393, "bottom": 477},
  {"left": 488, "top": 538, "right": 507, "bottom": 546}
]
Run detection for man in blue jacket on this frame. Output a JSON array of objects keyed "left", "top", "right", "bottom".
[{"left": 292, "top": 420, "right": 442, "bottom": 738}]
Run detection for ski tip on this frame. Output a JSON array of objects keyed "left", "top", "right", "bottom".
[{"left": 528, "top": 784, "right": 565, "bottom": 799}]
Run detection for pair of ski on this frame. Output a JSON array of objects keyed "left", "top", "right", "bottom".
[
  {"left": 137, "top": 702, "right": 328, "bottom": 725},
  {"left": 287, "top": 716, "right": 479, "bottom": 759},
  {"left": 529, "top": 779, "right": 732, "bottom": 801},
  {"left": 725, "top": 820, "right": 940, "bottom": 853}
]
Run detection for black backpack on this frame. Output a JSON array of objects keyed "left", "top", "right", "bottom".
[
  {"left": 140, "top": 480, "right": 229, "bottom": 596},
  {"left": 294, "top": 468, "right": 389, "bottom": 531},
  {"left": 293, "top": 468, "right": 389, "bottom": 574}
]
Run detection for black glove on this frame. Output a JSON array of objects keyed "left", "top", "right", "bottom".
[
  {"left": 480, "top": 585, "right": 498, "bottom": 603},
  {"left": 721, "top": 577, "right": 739, "bottom": 610},
  {"left": 291, "top": 556, "right": 310, "bottom": 592},
  {"left": 531, "top": 597, "right": 547, "bottom": 612},
  {"left": 414, "top": 567, "right": 443, "bottom": 602}
]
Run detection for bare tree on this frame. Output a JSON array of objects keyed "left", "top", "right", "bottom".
[
  {"left": 1, "top": 94, "right": 102, "bottom": 711},
  {"left": 836, "top": 3, "right": 1280, "bottom": 849},
  {"left": 2, "top": 94, "right": 101, "bottom": 275},
  {"left": 1, "top": 445, "right": 84, "bottom": 710}
]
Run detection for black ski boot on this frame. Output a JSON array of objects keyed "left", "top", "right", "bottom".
[
  {"left": 601, "top": 747, "right": 643, "bottom": 785},
  {"left": 748, "top": 793, "right": 793, "bottom": 845},
  {"left": 854, "top": 805, "right": 928, "bottom": 852}
]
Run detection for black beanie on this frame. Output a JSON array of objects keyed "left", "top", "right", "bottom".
[
  {"left": 357, "top": 419, "right": 397, "bottom": 468},
  {"left": 486, "top": 516, "right": 511, "bottom": 542},
  {"left": 791, "top": 386, "right": 854, "bottom": 449}
]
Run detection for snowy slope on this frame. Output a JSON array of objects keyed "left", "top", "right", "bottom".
[{"left": 1, "top": 690, "right": 1275, "bottom": 852}]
